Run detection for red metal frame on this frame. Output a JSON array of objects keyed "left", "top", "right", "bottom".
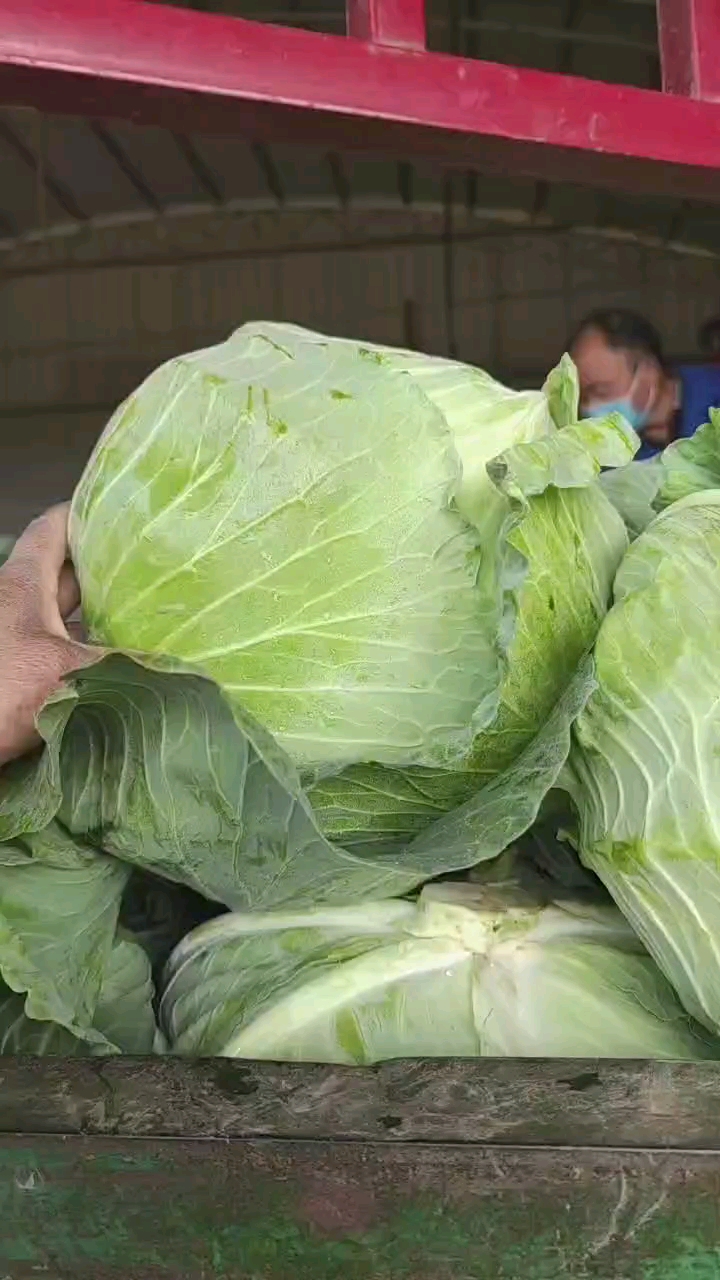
[
  {"left": 347, "top": 0, "right": 425, "bottom": 50},
  {"left": 1, "top": 0, "right": 720, "bottom": 201},
  {"left": 657, "top": 0, "right": 720, "bottom": 100}
]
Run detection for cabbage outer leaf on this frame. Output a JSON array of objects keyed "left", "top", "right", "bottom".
[{"left": 567, "top": 491, "right": 720, "bottom": 1031}]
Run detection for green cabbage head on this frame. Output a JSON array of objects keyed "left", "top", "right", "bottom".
[
  {"left": 567, "top": 488, "right": 720, "bottom": 1032},
  {"left": 161, "top": 856, "right": 717, "bottom": 1062},
  {"left": 70, "top": 323, "right": 635, "bottom": 862}
]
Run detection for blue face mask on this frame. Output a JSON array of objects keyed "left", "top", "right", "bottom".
[{"left": 585, "top": 398, "right": 650, "bottom": 433}]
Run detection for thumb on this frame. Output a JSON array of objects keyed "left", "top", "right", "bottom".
[
  {"left": 7, "top": 503, "right": 70, "bottom": 580},
  {"left": 4, "top": 503, "right": 72, "bottom": 632}
]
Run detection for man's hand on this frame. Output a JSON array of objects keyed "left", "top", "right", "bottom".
[{"left": 0, "top": 503, "right": 103, "bottom": 766}]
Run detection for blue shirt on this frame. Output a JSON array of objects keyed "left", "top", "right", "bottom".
[{"left": 637, "top": 364, "right": 720, "bottom": 459}]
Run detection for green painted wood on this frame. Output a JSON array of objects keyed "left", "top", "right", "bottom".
[
  {"left": 2, "top": 1136, "right": 720, "bottom": 1278},
  {"left": 1, "top": 1059, "right": 720, "bottom": 1278}
]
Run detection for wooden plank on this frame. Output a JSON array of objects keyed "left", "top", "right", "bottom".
[
  {"left": 657, "top": 0, "right": 720, "bottom": 100},
  {"left": 3, "top": 0, "right": 720, "bottom": 201},
  {"left": 346, "top": 0, "right": 426, "bottom": 49},
  {"left": 3, "top": 1057, "right": 720, "bottom": 1149},
  {"left": 1, "top": 1134, "right": 720, "bottom": 1278}
]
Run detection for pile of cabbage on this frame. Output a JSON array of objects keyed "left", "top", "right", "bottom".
[{"left": 2, "top": 321, "right": 720, "bottom": 1062}]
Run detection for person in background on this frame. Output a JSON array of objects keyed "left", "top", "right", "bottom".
[
  {"left": 698, "top": 313, "right": 720, "bottom": 364},
  {"left": 569, "top": 307, "right": 720, "bottom": 460},
  {"left": 0, "top": 504, "right": 101, "bottom": 767}
]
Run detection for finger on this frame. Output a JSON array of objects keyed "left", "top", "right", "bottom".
[
  {"left": 8, "top": 503, "right": 71, "bottom": 578},
  {"left": 57, "top": 563, "right": 81, "bottom": 621},
  {"left": 3, "top": 503, "right": 72, "bottom": 630}
]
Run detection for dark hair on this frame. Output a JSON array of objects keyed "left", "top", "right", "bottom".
[{"left": 568, "top": 308, "right": 667, "bottom": 370}]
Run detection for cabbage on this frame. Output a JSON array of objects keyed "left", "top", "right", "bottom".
[
  {"left": 0, "top": 810, "right": 163, "bottom": 1051},
  {"left": 0, "top": 933, "right": 159, "bottom": 1056},
  {"left": 0, "top": 820, "right": 131, "bottom": 1047},
  {"left": 598, "top": 457, "right": 663, "bottom": 539},
  {"left": 68, "top": 323, "right": 635, "bottom": 862},
  {"left": 597, "top": 410, "right": 720, "bottom": 542},
  {"left": 566, "top": 490, "right": 720, "bottom": 1032},
  {"left": 655, "top": 409, "right": 720, "bottom": 511},
  {"left": 0, "top": 651, "right": 592, "bottom": 913},
  {"left": 161, "top": 853, "right": 717, "bottom": 1062},
  {"left": 270, "top": 324, "right": 576, "bottom": 527}
]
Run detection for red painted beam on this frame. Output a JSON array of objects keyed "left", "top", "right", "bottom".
[
  {"left": 346, "top": 0, "right": 426, "bottom": 49},
  {"left": 657, "top": 0, "right": 720, "bottom": 100},
  {"left": 2, "top": 0, "right": 720, "bottom": 201}
]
